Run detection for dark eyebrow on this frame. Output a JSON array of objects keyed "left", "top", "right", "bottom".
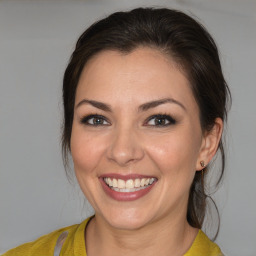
[
  {"left": 76, "top": 97, "right": 186, "bottom": 112},
  {"left": 76, "top": 99, "right": 112, "bottom": 112},
  {"left": 138, "top": 98, "right": 186, "bottom": 112}
]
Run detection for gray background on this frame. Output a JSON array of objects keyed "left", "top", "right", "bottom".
[{"left": 0, "top": 0, "right": 255, "bottom": 255}]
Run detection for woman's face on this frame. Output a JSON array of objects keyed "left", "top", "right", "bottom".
[{"left": 71, "top": 47, "right": 208, "bottom": 230}]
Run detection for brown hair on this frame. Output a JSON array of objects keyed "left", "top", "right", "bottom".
[{"left": 62, "top": 7, "right": 231, "bottom": 239}]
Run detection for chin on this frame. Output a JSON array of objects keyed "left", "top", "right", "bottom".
[{"left": 100, "top": 208, "right": 154, "bottom": 230}]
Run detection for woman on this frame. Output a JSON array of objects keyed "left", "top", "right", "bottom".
[{"left": 4, "top": 7, "right": 230, "bottom": 256}]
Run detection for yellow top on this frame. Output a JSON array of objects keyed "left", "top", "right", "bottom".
[{"left": 3, "top": 217, "right": 223, "bottom": 256}]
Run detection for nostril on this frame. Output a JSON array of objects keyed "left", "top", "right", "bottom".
[{"left": 106, "top": 132, "right": 144, "bottom": 165}]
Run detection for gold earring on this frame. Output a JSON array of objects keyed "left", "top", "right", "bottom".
[{"left": 200, "top": 161, "right": 205, "bottom": 168}]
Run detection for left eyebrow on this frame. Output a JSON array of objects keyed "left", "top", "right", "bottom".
[{"left": 138, "top": 98, "right": 187, "bottom": 112}]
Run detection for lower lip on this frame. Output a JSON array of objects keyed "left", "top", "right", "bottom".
[{"left": 100, "top": 178, "right": 156, "bottom": 201}]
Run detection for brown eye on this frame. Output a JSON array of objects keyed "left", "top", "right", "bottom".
[
  {"left": 146, "top": 114, "right": 176, "bottom": 127},
  {"left": 80, "top": 115, "right": 110, "bottom": 126},
  {"left": 154, "top": 117, "right": 169, "bottom": 125}
]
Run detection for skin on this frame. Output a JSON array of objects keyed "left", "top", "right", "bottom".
[{"left": 71, "top": 47, "right": 223, "bottom": 256}]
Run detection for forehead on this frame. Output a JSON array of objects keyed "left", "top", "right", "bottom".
[{"left": 75, "top": 47, "right": 198, "bottom": 112}]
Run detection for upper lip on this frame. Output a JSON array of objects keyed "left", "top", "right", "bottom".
[{"left": 99, "top": 173, "right": 157, "bottom": 181}]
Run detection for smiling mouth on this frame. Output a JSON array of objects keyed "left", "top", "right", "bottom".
[{"left": 103, "top": 177, "right": 157, "bottom": 192}]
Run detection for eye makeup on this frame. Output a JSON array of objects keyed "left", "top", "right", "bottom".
[
  {"left": 80, "top": 114, "right": 110, "bottom": 126},
  {"left": 144, "top": 114, "right": 177, "bottom": 127},
  {"left": 79, "top": 113, "right": 177, "bottom": 128}
]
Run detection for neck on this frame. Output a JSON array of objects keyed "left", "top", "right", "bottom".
[{"left": 85, "top": 213, "right": 198, "bottom": 256}]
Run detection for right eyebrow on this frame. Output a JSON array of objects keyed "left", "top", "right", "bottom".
[{"left": 75, "top": 99, "right": 112, "bottom": 112}]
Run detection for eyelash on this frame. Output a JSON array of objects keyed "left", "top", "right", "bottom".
[
  {"left": 80, "top": 114, "right": 110, "bottom": 126},
  {"left": 145, "top": 114, "right": 176, "bottom": 127},
  {"left": 80, "top": 114, "right": 176, "bottom": 127}
]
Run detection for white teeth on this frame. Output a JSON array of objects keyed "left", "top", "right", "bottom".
[
  {"left": 107, "top": 178, "right": 113, "bottom": 187},
  {"left": 126, "top": 179, "right": 134, "bottom": 189},
  {"left": 112, "top": 178, "right": 118, "bottom": 188},
  {"left": 104, "top": 177, "right": 156, "bottom": 192},
  {"left": 112, "top": 187, "right": 146, "bottom": 192},
  {"left": 117, "top": 179, "right": 125, "bottom": 189},
  {"left": 134, "top": 179, "right": 141, "bottom": 188}
]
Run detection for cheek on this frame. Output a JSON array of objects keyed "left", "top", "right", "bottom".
[
  {"left": 70, "top": 128, "right": 105, "bottom": 175},
  {"left": 145, "top": 129, "right": 201, "bottom": 175}
]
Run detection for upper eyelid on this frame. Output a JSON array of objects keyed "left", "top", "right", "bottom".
[
  {"left": 80, "top": 114, "right": 110, "bottom": 125},
  {"left": 146, "top": 113, "right": 175, "bottom": 119},
  {"left": 145, "top": 114, "right": 176, "bottom": 124}
]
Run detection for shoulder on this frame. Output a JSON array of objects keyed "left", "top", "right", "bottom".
[
  {"left": 2, "top": 218, "right": 90, "bottom": 256},
  {"left": 184, "top": 230, "right": 223, "bottom": 256}
]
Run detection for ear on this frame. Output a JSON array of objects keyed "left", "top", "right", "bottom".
[{"left": 196, "top": 118, "right": 223, "bottom": 171}]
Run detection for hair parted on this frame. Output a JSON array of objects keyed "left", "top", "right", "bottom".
[{"left": 62, "top": 7, "right": 231, "bottom": 239}]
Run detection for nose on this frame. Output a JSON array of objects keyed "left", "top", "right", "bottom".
[{"left": 107, "top": 126, "right": 144, "bottom": 166}]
